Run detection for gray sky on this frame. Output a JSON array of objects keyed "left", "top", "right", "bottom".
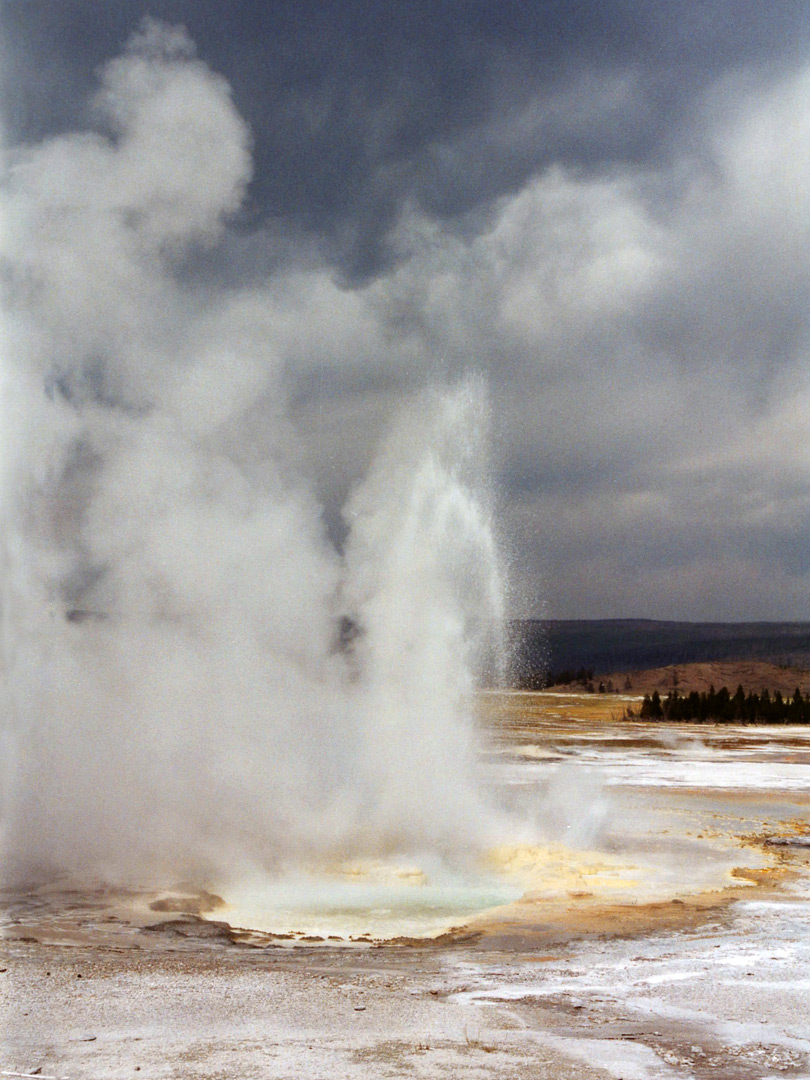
[{"left": 3, "top": 0, "right": 810, "bottom": 620}]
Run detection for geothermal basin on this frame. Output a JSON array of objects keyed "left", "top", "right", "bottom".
[{"left": 4, "top": 690, "right": 810, "bottom": 1079}]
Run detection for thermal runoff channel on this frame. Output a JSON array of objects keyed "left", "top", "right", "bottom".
[{"left": 0, "top": 23, "right": 507, "bottom": 895}]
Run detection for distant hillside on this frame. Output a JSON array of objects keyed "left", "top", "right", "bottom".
[
  {"left": 608, "top": 660, "right": 810, "bottom": 697},
  {"left": 508, "top": 619, "right": 810, "bottom": 687}
]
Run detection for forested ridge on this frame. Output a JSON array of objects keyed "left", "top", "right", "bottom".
[{"left": 509, "top": 620, "right": 810, "bottom": 687}]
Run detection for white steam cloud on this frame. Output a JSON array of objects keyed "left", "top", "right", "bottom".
[{"left": 0, "top": 22, "right": 505, "bottom": 886}]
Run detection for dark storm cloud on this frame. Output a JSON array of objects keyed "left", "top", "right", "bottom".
[
  {"left": 4, "top": 0, "right": 810, "bottom": 280},
  {"left": 4, "top": 3, "right": 810, "bottom": 620}
]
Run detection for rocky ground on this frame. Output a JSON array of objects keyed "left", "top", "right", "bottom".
[
  {"left": 4, "top": 871, "right": 810, "bottom": 1080},
  {"left": 5, "top": 694, "right": 810, "bottom": 1079}
]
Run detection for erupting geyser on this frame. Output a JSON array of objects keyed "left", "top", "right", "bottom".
[{"left": 0, "top": 22, "right": 507, "bottom": 897}]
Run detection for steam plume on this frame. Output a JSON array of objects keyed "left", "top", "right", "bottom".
[{"left": 0, "top": 22, "right": 505, "bottom": 886}]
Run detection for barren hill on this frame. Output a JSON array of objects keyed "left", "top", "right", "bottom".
[{"left": 605, "top": 660, "right": 810, "bottom": 697}]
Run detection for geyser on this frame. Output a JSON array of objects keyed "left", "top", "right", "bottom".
[{"left": 0, "top": 22, "right": 506, "bottom": 889}]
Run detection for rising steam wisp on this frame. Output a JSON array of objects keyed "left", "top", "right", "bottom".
[{"left": 0, "top": 22, "right": 508, "bottom": 897}]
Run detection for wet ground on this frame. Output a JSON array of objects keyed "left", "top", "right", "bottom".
[{"left": 3, "top": 692, "right": 810, "bottom": 1078}]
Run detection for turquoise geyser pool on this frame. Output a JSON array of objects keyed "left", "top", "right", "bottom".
[{"left": 214, "top": 858, "right": 524, "bottom": 941}]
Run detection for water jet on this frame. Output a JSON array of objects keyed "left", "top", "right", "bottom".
[{"left": 0, "top": 25, "right": 509, "bottom": 934}]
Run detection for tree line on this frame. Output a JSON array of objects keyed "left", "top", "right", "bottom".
[{"left": 632, "top": 685, "right": 810, "bottom": 724}]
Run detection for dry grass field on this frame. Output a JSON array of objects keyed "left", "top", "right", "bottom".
[{"left": 481, "top": 689, "right": 637, "bottom": 739}]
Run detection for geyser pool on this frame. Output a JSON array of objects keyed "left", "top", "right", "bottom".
[
  {"left": 217, "top": 859, "right": 524, "bottom": 941},
  {"left": 191, "top": 836, "right": 669, "bottom": 941}
]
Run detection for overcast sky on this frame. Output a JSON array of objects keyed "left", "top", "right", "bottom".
[{"left": 3, "top": 1, "right": 810, "bottom": 621}]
